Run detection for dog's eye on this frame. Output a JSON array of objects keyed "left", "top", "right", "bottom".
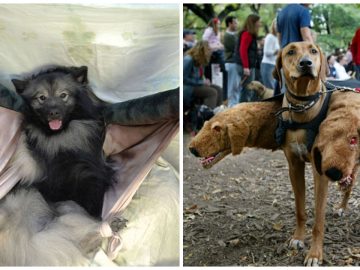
[
  {"left": 287, "top": 49, "right": 295, "bottom": 56},
  {"left": 60, "top": 93, "right": 68, "bottom": 99},
  {"left": 311, "top": 48, "right": 318, "bottom": 54},
  {"left": 38, "top": 95, "right": 46, "bottom": 101}
]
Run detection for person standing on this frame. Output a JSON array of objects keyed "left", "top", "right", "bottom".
[
  {"left": 276, "top": 4, "right": 313, "bottom": 48},
  {"left": 261, "top": 19, "right": 280, "bottom": 89},
  {"left": 234, "top": 14, "right": 261, "bottom": 102},
  {"left": 351, "top": 28, "right": 360, "bottom": 80},
  {"left": 276, "top": 4, "right": 313, "bottom": 95},
  {"left": 223, "top": 16, "right": 240, "bottom": 107}
]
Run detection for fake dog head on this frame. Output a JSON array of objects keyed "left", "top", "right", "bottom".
[
  {"left": 273, "top": 42, "right": 327, "bottom": 96},
  {"left": 312, "top": 92, "right": 360, "bottom": 191},
  {"left": 188, "top": 101, "right": 282, "bottom": 169},
  {"left": 189, "top": 117, "right": 249, "bottom": 169}
]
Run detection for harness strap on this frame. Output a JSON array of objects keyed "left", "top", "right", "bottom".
[{"left": 275, "top": 91, "right": 332, "bottom": 152}]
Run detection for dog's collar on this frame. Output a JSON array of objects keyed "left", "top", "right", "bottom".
[
  {"left": 275, "top": 93, "right": 321, "bottom": 116},
  {"left": 286, "top": 88, "right": 321, "bottom": 102},
  {"left": 275, "top": 84, "right": 323, "bottom": 116}
]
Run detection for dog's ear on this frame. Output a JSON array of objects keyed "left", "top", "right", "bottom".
[
  {"left": 211, "top": 121, "right": 222, "bottom": 132},
  {"left": 313, "top": 147, "right": 323, "bottom": 175},
  {"left": 272, "top": 50, "right": 282, "bottom": 89},
  {"left": 226, "top": 121, "right": 249, "bottom": 155},
  {"left": 71, "top": 66, "right": 88, "bottom": 83},
  {"left": 11, "top": 79, "right": 28, "bottom": 94},
  {"left": 317, "top": 45, "right": 328, "bottom": 81}
]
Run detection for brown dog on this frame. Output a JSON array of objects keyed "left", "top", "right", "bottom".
[
  {"left": 273, "top": 41, "right": 331, "bottom": 266},
  {"left": 313, "top": 90, "right": 360, "bottom": 216},
  {"left": 247, "top": 81, "right": 274, "bottom": 100},
  {"left": 188, "top": 100, "right": 281, "bottom": 168}
]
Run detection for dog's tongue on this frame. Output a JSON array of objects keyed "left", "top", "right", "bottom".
[{"left": 49, "top": 120, "right": 62, "bottom": 130}]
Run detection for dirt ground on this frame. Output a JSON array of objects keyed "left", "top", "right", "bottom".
[{"left": 183, "top": 133, "right": 360, "bottom": 266}]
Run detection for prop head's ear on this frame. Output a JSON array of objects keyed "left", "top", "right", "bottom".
[
  {"left": 313, "top": 147, "right": 323, "bottom": 175},
  {"left": 316, "top": 45, "right": 328, "bottom": 81},
  {"left": 70, "top": 66, "right": 88, "bottom": 83},
  {"left": 273, "top": 50, "right": 282, "bottom": 89},
  {"left": 11, "top": 79, "right": 28, "bottom": 94},
  {"left": 226, "top": 121, "right": 249, "bottom": 155},
  {"left": 211, "top": 121, "right": 222, "bottom": 132}
]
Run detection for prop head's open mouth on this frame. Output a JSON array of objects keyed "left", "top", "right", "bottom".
[
  {"left": 338, "top": 173, "right": 354, "bottom": 190},
  {"left": 200, "top": 150, "right": 231, "bottom": 169}
]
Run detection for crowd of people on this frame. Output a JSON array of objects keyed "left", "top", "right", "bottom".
[{"left": 183, "top": 3, "right": 360, "bottom": 134}]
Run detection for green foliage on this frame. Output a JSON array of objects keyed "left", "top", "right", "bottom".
[{"left": 184, "top": 4, "right": 360, "bottom": 54}]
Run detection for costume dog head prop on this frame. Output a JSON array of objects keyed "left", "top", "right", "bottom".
[
  {"left": 313, "top": 91, "right": 360, "bottom": 191},
  {"left": 189, "top": 101, "right": 281, "bottom": 168}
]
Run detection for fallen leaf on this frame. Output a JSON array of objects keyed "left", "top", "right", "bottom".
[{"left": 272, "top": 222, "right": 284, "bottom": 231}]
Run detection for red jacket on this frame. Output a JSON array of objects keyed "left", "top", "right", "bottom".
[
  {"left": 239, "top": 31, "right": 253, "bottom": 68},
  {"left": 351, "top": 28, "right": 360, "bottom": 65}
]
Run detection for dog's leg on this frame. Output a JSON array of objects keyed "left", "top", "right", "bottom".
[
  {"left": 336, "top": 188, "right": 352, "bottom": 217},
  {"left": 304, "top": 172, "right": 329, "bottom": 266},
  {"left": 284, "top": 151, "right": 306, "bottom": 250}
]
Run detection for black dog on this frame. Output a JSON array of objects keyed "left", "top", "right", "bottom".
[{"left": 11, "top": 65, "right": 114, "bottom": 218}]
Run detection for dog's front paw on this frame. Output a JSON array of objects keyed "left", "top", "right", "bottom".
[
  {"left": 304, "top": 247, "right": 323, "bottom": 266},
  {"left": 289, "top": 238, "right": 304, "bottom": 250}
]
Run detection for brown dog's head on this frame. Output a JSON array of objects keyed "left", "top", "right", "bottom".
[
  {"left": 247, "top": 81, "right": 267, "bottom": 96},
  {"left": 188, "top": 113, "right": 249, "bottom": 169},
  {"left": 273, "top": 42, "right": 327, "bottom": 95},
  {"left": 313, "top": 110, "right": 360, "bottom": 191}
]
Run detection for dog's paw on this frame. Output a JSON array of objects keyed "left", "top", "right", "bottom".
[
  {"left": 334, "top": 207, "right": 345, "bottom": 218},
  {"left": 304, "top": 247, "right": 323, "bottom": 266},
  {"left": 288, "top": 239, "right": 305, "bottom": 250}
]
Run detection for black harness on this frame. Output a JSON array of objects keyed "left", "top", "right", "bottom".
[{"left": 275, "top": 88, "right": 332, "bottom": 152}]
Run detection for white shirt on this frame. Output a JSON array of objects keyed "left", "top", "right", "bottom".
[
  {"left": 202, "top": 27, "right": 224, "bottom": 51},
  {"left": 334, "top": 61, "right": 351, "bottom": 80},
  {"left": 261, "top": 33, "right": 280, "bottom": 65}
]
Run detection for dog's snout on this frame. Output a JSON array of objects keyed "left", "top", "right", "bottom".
[
  {"left": 325, "top": 167, "right": 343, "bottom": 181},
  {"left": 298, "top": 57, "right": 313, "bottom": 68},
  {"left": 189, "top": 147, "right": 200, "bottom": 157}
]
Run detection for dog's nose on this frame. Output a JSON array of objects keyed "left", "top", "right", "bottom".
[
  {"left": 189, "top": 147, "right": 200, "bottom": 157},
  {"left": 298, "top": 57, "right": 313, "bottom": 68},
  {"left": 49, "top": 110, "right": 60, "bottom": 117},
  {"left": 325, "top": 167, "right": 343, "bottom": 181}
]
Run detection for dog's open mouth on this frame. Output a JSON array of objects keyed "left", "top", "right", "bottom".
[
  {"left": 338, "top": 173, "right": 354, "bottom": 190},
  {"left": 200, "top": 150, "right": 231, "bottom": 169},
  {"left": 48, "top": 119, "right": 63, "bottom": 131}
]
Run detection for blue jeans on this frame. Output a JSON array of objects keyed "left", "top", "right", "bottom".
[
  {"left": 355, "top": 65, "right": 360, "bottom": 81},
  {"left": 260, "top": 62, "right": 275, "bottom": 89},
  {"left": 225, "top": 62, "right": 241, "bottom": 107},
  {"left": 237, "top": 65, "right": 256, "bottom": 102}
]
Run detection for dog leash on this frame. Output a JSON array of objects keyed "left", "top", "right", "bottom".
[
  {"left": 322, "top": 80, "right": 360, "bottom": 94},
  {"left": 275, "top": 81, "right": 360, "bottom": 117}
]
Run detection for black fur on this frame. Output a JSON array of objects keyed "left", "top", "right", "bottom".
[{"left": 12, "top": 65, "right": 114, "bottom": 219}]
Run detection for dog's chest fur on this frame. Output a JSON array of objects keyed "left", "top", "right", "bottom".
[
  {"left": 11, "top": 119, "right": 103, "bottom": 184},
  {"left": 286, "top": 129, "right": 310, "bottom": 161}
]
